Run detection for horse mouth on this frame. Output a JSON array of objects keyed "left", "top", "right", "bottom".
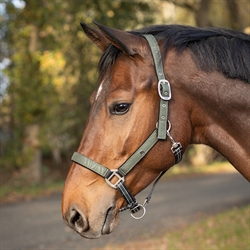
[{"left": 101, "top": 206, "right": 117, "bottom": 235}]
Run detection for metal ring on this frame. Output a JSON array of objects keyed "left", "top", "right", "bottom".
[
  {"left": 130, "top": 204, "right": 146, "bottom": 220},
  {"left": 166, "top": 120, "right": 171, "bottom": 133}
]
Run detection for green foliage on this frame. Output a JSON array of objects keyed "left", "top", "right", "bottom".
[
  {"left": 0, "top": 0, "right": 158, "bottom": 172},
  {"left": 0, "top": 179, "right": 65, "bottom": 203}
]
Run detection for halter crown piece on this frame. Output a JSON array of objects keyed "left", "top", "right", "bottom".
[{"left": 71, "top": 34, "right": 182, "bottom": 219}]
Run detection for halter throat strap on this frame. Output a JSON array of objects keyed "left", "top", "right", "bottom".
[{"left": 71, "top": 34, "right": 182, "bottom": 219}]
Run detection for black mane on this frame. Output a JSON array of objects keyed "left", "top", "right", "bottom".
[{"left": 99, "top": 25, "right": 250, "bottom": 83}]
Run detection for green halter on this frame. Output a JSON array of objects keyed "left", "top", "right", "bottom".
[{"left": 71, "top": 34, "right": 182, "bottom": 219}]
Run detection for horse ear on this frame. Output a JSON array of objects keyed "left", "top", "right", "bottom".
[
  {"left": 93, "top": 21, "right": 146, "bottom": 56},
  {"left": 80, "top": 22, "right": 110, "bottom": 52}
]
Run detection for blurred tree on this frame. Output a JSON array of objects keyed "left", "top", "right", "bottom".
[
  {"left": 1, "top": 0, "right": 63, "bottom": 182},
  {"left": 0, "top": 0, "right": 157, "bottom": 183},
  {"left": 165, "top": 0, "right": 249, "bottom": 30},
  {"left": 166, "top": 0, "right": 211, "bottom": 27},
  {"left": 1, "top": 0, "right": 249, "bottom": 184}
]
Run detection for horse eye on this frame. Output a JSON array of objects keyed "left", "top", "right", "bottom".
[{"left": 111, "top": 103, "right": 131, "bottom": 115}]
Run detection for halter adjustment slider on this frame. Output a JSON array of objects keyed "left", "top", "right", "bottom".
[
  {"left": 171, "top": 142, "right": 182, "bottom": 164},
  {"left": 166, "top": 121, "right": 183, "bottom": 164},
  {"left": 105, "top": 169, "right": 124, "bottom": 189}
]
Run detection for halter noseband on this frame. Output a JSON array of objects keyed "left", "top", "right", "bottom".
[{"left": 71, "top": 34, "right": 182, "bottom": 219}]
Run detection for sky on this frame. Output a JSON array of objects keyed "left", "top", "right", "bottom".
[{"left": 0, "top": 0, "right": 25, "bottom": 98}]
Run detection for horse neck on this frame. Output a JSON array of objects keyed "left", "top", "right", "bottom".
[{"left": 165, "top": 50, "right": 250, "bottom": 181}]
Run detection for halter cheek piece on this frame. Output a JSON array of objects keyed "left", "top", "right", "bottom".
[{"left": 71, "top": 34, "right": 182, "bottom": 219}]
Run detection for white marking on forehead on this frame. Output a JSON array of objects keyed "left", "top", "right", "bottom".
[{"left": 96, "top": 81, "right": 104, "bottom": 100}]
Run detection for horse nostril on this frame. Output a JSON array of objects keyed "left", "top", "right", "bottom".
[
  {"left": 70, "top": 209, "right": 81, "bottom": 225},
  {"left": 67, "top": 206, "right": 89, "bottom": 233}
]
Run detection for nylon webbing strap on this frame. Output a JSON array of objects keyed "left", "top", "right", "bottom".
[
  {"left": 118, "top": 130, "right": 158, "bottom": 176},
  {"left": 142, "top": 35, "right": 165, "bottom": 81},
  {"left": 117, "top": 182, "right": 136, "bottom": 206},
  {"left": 71, "top": 152, "right": 111, "bottom": 178},
  {"left": 71, "top": 130, "right": 158, "bottom": 180},
  {"left": 142, "top": 34, "right": 171, "bottom": 140},
  {"left": 144, "top": 169, "right": 167, "bottom": 204}
]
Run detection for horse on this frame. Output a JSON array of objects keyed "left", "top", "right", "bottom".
[{"left": 62, "top": 22, "right": 250, "bottom": 239}]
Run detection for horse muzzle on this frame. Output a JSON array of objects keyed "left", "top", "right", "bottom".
[{"left": 63, "top": 203, "right": 118, "bottom": 239}]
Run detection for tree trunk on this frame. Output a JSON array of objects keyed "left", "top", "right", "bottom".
[
  {"left": 22, "top": 24, "right": 42, "bottom": 184},
  {"left": 53, "top": 147, "right": 62, "bottom": 166},
  {"left": 226, "top": 0, "right": 243, "bottom": 31},
  {"left": 22, "top": 124, "right": 42, "bottom": 183},
  {"left": 195, "top": 0, "right": 211, "bottom": 27}
]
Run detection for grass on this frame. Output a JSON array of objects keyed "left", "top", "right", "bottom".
[
  {"left": 95, "top": 205, "right": 250, "bottom": 250},
  {"left": 165, "top": 161, "right": 236, "bottom": 178},
  {"left": 0, "top": 180, "right": 64, "bottom": 204}
]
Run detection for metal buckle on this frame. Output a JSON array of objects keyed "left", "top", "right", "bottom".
[
  {"left": 105, "top": 170, "right": 124, "bottom": 189},
  {"left": 158, "top": 79, "right": 171, "bottom": 100}
]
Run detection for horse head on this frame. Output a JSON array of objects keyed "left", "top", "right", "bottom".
[
  {"left": 62, "top": 20, "right": 250, "bottom": 238},
  {"left": 61, "top": 22, "right": 189, "bottom": 238}
]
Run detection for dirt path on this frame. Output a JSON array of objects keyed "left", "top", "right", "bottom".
[{"left": 1, "top": 172, "right": 249, "bottom": 250}]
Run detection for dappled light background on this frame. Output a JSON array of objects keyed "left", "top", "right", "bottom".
[{"left": 0, "top": 0, "right": 250, "bottom": 194}]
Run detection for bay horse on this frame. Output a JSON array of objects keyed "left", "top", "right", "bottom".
[{"left": 62, "top": 22, "right": 250, "bottom": 239}]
